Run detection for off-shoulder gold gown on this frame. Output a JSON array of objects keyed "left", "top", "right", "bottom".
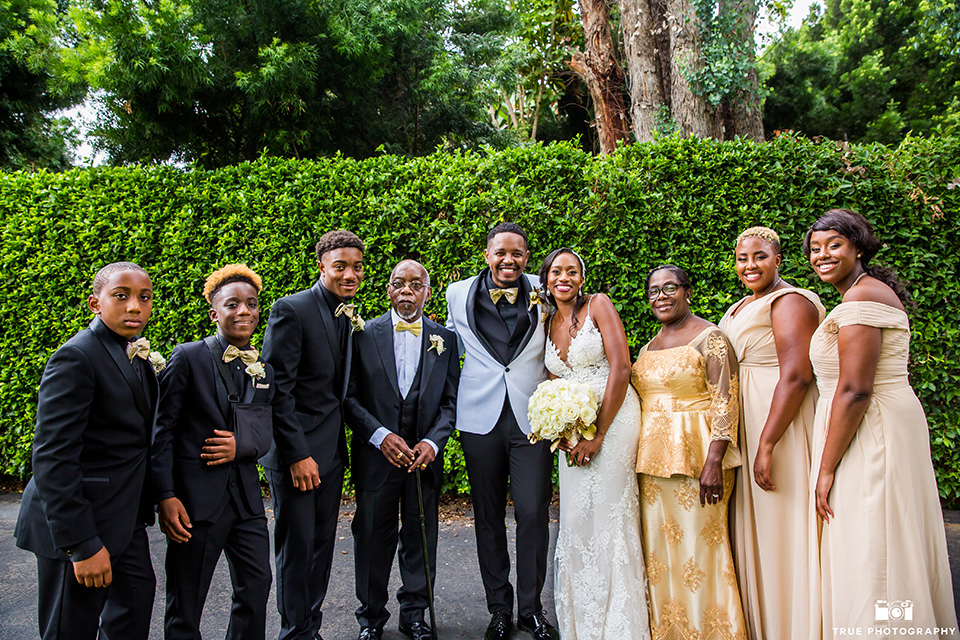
[
  {"left": 810, "top": 301, "right": 957, "bottom": 638},
  {"left": 632, "top": 326, "right": 746, "bottom": 640},
  {"left": 719, "top": 288, "right": 825, "bottom": 640}
]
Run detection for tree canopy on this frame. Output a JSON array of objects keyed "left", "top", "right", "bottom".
[
  {"left": 763, "top": 0, "right": 960, "bottom": 142},
  {"left": 0, "top": 0, "right": 83, "bottom": 170}
]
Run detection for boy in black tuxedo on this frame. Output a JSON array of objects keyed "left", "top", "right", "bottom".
[
  {"left": 15, "top": 261, "right": 159, "bottom": 640},
  {"left": 152, "top": 264, "right": 275, "bottom": 640},
  {"left": 344, "top": 260, "right": 459, "bottom": 640},
  {"left": 261, "top": 230, "right": 365, "bottom": 640}
]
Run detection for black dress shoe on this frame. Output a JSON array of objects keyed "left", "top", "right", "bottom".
[
  {"left": 399, "top": 619, "right": 434, "bottom": 640},
  {"left": 518, "top": 612, "right": 560, "bottom": 640},
  {"left": 485, "top": 611, "right": 513, "bottom": 640},
  {"left": 358, "top": 627, "right": 383, "bottom": 640}
]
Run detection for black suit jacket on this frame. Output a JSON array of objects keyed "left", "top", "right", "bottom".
[
  {"left": 151, "top": 338, "right": 275, "bottom": 523},
  {"left": 15, "top": 317, "right": 158, "bottom": 561},
  {"left": 260, "top": 281, "right": 351, "bottom": 474},
  {"left": 344, "top": 313, "right": 459, "bottom": 491}
]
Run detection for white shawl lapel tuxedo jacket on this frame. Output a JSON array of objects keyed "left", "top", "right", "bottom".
[{"left": 445, "top": 272, "right": 548, "bottom": 435}]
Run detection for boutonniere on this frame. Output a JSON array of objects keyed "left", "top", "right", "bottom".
[
  {"left": 245, "top": 361, "right": 266, "bottom": 381},
  {"left": 350, "top": 314, "right": 365, "bottom": 332},
  {"left": 529, "top": 289, "right": 548, "bottom": 310},
  {"left": 428, "top": 334, "right": 445, "bottom": 355},
  {"left": 147, "top": 351, "right": 166, "bottom": 374}
]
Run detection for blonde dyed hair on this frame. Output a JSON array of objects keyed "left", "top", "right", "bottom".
[
  {"left": 202, "top": 264, "right": 263, "bottom": 303},
  {"left": 736, "top": 226, "right": 781, "bottom": 254}
]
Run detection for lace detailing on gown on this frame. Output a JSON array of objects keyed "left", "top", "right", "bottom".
[{"left": 547, "top": 314, "right": 652, "bottom": 640}]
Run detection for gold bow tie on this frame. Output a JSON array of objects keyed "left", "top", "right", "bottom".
[
  {"left": 126, "top": 338, "right": 151, "bottom": 362},
  {"left": 489, "top": 287, "right": 519, "bottom": 304},
  {"left": 395, "top": 320, "right": 422, "bottom": 336},
  {"left": 223, "top": 344, "right": 259, "bottom": 365},
  {"left": 335, "top": 302, "right": 356, "bottom": 319}
]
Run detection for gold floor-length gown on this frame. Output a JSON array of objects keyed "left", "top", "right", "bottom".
[
  {"left": 632, "top": 326, "right": 747, "bottom": 640},
  {"left": 719, "top": 288, "right": 825, "bottom": 640},
  {"left": 809, "top": 301, "right": 958, "bottom": 638}
]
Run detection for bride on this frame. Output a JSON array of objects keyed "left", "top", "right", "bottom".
[{"left": 540, "top": 248, "right": 651, "bottom": 640}]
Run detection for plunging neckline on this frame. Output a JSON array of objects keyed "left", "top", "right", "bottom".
[{"left": 547, "top": 314, "right": 596, "bottom": 370}]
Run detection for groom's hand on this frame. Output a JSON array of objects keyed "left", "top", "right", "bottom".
[
  {"left": 381, "top": 433, "right": 415, "bottom": 468},
  {"left": 407, "top": 441, "right": 436, "bottom": 472}
]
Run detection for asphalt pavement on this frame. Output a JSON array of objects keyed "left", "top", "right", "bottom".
[{"left": 1, "top": 492, "right": 958, "bottom": 640}]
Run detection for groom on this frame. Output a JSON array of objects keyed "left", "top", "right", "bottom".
[{"left": 445, "top": 223, "right": 556, "bottom": 640}]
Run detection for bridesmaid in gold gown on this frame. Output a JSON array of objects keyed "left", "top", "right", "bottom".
[
  {"left": 632, "top": 265, "right": 747, "bottom": 640},
  {"left": 805, "top": 209, "right": 958, "bottom": 638},
  {"left": 718, "top": 227, "right": 824, "bottom": 640}
]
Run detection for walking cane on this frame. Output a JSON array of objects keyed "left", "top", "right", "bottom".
[{"left": 415, "top": 466, "right": 439, "bottom": 639}]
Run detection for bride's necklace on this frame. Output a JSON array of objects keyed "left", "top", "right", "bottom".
[{"left": 850, "top": 271, "right": 868, "bottom": 288}]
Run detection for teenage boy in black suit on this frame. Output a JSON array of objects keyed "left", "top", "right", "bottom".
[
  {"left": 344, "top": 260, "right": 459, "bottom": 640},
  {"left": 152, "top": 264, "right": 275, "bottom": 640},
  {"left": 261, "top": 230, "right": 365, "bottom": 640},
  {"left": 15, "top": 261, "right": 159, "bottom": 640}
]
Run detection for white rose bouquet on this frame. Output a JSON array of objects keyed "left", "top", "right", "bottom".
[{"left": 527, "top": 378, "right": 599, "bottom": 465}]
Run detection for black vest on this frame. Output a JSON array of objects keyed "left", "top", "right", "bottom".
[{"left": 398, "top": 348, "right": 425, "bottom": 443}]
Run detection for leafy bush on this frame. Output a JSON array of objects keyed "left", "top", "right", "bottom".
[{"left": 1, "top": 134, "right": 958, "bottom": 504}]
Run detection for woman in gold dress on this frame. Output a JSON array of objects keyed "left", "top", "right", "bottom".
[
  {"left": 805, "top": 209, "right": 957, "bottom": 637},
  {"left": 718, "top": 227, "right": 824, "bottom": 640},
  {"left": 632, "top": 265, "right": 746, "bottom": 640}
]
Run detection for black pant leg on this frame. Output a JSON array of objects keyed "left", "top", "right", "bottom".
[
  {"left": 223, "top": 513, "right": 271, "bottom": 640},
  {"left": 164, "top": 513, "right": 232, "bottom": 640},
  {"left": 353, "top": 472, "right": 403, "bottom": 630},
  {"left": 99, "top": 527, "right": 156, "bottom": 640},
  {"left": 507, "top": 424, "right": 553, "bottom": 620},
  {"left": 460, "top": 404, "right": 513, "bottom": 615},
  {"left": 36, "top": 555, "right": 107, "bottom": 640},
  {"left": 396, "top": 466, "right": 438, "bottom": 626},
  {"left": 269, "top": 463, "right": 344, "bottom": 640}
]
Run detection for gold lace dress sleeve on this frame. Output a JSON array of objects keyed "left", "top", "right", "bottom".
[{"left": 695, "top": 328, "right": 741, "bottom": 465}]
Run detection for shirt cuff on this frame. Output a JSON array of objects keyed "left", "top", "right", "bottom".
[
  {"left": 370, "top": 427, "right": 391, "bottom": 449},
  {"left": 67, "top": 536, "right": 104, "bottom": 562},
  {"left": 422, "top": 439, "right": 439, "bottom": 456}
]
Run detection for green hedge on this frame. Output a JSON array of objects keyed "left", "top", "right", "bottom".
[{"left": 1, "top": 135, "right": 958, "bottom": 505}]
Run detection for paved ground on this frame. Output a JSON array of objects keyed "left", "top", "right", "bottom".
[{"left": 1, "top": 492, "right": 958, "bottom": 640}]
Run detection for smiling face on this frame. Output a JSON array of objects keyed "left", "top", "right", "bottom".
[
  {"left": 484, "top": 232, "right": 530, "bottom": 287},
  {"left": 209, "top": 281, "right": 260, "bottom": 347},
  {"left": 546, "top": 252, "right": 583, "bottom": 304},
  {"left": 735, "top": 235, "right": 782, "bottom": 295},
  {"left": 318, "top": 247, "right": 364, "bottom": 300},
  {"left": 647, "top": 269, "right": 690, "bottom": 325},
  {"left": 88, "top": 270, "right": 154, "bottom": 339},
  {"left": 807, "top": 229, "right": 860, "bottom": 287},
  {"left": 387, "top": 261, "right": 431, "bottom": 322}
]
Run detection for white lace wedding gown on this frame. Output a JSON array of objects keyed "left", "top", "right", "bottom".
[{"left": 546, "top": 313, "right": 652, "bottom": 640}]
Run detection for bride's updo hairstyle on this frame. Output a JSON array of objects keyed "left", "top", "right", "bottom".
[
  {"left": 802, "top": 208, "right": 914, "bottom": 310},
  {"left": 539, "top": 247, "right": 588, "bottom": 336}
]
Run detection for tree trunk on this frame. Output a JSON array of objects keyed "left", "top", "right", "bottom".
[
  {"left": 619, "top": 0, "right": 664, "bottom": 141},
  {"left": 568, "top": 0, "right": 632, "bottom": 154},
  {"left": 726, "top": 0, "right": 764, "bottom": 140},
  {"left": 666, "top": 0, "right": 715, "bottom": 137}
]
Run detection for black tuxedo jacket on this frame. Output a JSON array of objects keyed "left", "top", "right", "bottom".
[
  {"left": 260, "top": 281, "right": 351, "bottom": 474},
  {"left": 15, "top": 317, "right": 158, "bottom": 561},
  {"left": 151, "top": 338, "right": 275, "bottom": 523},
  {"left": 344, "top": 313, "right": 459, "bottom": 491}
]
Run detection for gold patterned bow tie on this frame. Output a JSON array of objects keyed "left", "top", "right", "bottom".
[
  {"left": 335, "top": 302, "right": 356, "bottom": 319},
  {"left": 489, "top": 287, "right": 519, "bottom": 304},
  {"left": 395, "top": 320, "right": 422, "bottom": 336},
  {"left": 223, "top": 344, "right": 259, "bottom": 365},
  {"left": 126, "top": 338, "right": 150, "bottom": 362}
]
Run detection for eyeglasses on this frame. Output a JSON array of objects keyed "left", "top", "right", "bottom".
[
  {"left": 647, "top": 283, "right": 681, "bottom": 299},
  {"left": 388, "top": 280, "right": 427, "bottom": 292}
]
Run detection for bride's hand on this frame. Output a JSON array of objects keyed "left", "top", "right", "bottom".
[
  {"left": 570, "top": 435, "right": 603, "bottom": 467},
  {"left": 556, "top": 438, "right": 576, "bottom": 454}
]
